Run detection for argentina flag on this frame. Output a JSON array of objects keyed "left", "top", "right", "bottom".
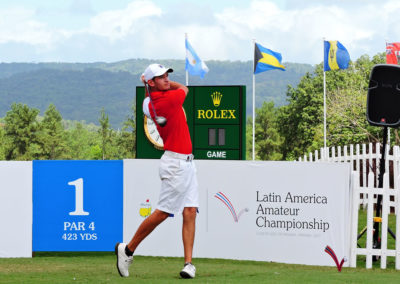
[
  {"left": 185, "top": 39, "right": 209, "bottom": 78},
  {"left": 324, "top": 40, "right": 350, "bottom": 71}
]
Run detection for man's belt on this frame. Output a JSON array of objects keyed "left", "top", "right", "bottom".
[{"left": 164, "top": 151, "right": 194, "bottom": 161}]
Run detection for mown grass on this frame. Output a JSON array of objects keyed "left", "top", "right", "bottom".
[
  {"left": 1, "top": 252, "right": 400, "bottom": 284},
  {"left": 0, "top": 210, "right": 399, "bottom": 284}
]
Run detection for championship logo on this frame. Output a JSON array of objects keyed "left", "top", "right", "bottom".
[
  {"left": 214, "top": 191, "right": 249, "bottom": 222},
  {"left": 324, "top": 245, "right": 346, "bottom": 272},
  {"left": 139, "top": 199, "right": 152, "bottom": 218}
]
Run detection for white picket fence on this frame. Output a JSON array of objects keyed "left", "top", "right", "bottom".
[
  {"left": 299, "top": 143, "right": 400, "bottom": 186},
  {"left": 349, "top": 172, "right": 400, "bottom": 269},
  {"left": 299, "top": 143, "right": 399, "bottom": 210},
  {"left": 300, "top": 143, "right": 400, "bottom": 269}
]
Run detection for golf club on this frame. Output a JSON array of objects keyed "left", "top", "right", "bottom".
[{"left": 145, "top": 82, "right": 167, "bottom": 127}]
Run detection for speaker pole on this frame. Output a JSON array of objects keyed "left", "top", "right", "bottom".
[{"left": 373, "top": 125, "right": 388, "bottom": 252}]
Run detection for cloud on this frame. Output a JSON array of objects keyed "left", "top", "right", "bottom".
[
  {"left": 1, "top": 0, "right": 400, "bottom": 63},
  {"left": 0, "top": 7, "right": 54, "bottom": 46},
  {"left": 214, "top": 0, "right": 381, "bottom": 63},
  {"left": 69, "top": 0, "right": 95, "bottom": 15},
  {"left": 87, "top": 0, "right": 162, "bottom": 41}
]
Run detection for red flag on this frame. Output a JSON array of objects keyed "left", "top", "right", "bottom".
[{"left": 386, "top": 42, "right": 400, "bottom": 64}]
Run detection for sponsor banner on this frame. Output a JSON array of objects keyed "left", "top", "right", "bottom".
[
  {"left": 123, "top": 160, "right": 351, "bottom": 266},
  {"left": 33, "top": 160, "right": 123, "bottom": 251},
  {"left": 198, "top": 161, "right": 351, "bottom": 266},
  {"left": 0, "top": 162, "right": 32, "bottom": 258},
  {"left": 123, "top": 159, "right": 184, "bottom": 257}
]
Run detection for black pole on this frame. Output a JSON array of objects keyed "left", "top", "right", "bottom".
[{"left": 373, "top": 126, "right": 388, "bottom": 249}]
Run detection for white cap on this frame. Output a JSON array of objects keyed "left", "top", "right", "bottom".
[{"left": 142, "top": 64, "right": 173, "bottom": 82}]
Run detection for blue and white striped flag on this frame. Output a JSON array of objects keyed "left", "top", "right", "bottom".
[{"left": 185, "top": 39, "right": 209, "bottom": 78}]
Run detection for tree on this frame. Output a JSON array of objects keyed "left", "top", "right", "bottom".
[
  {"left": 64, "top": 122, "right": 101, "bottom": 159},
  {"left": 38, "top": 104, "right": 67, "bottom": 159},
  {"left": 277, "top": 70, "right": 323, "bottom": 160},
  {"left": 255, "top": 101, "right": 282, "bottom": 160},
  {"left": 103, "top": 103, "right": 136, "bottom": 160},
  {"left": 3, "top": 103, "right": 40, "bottom": 160},
  {"left": 246, "top": 116, "right": 253, "bottom": 160},
  {"left": 89, "top": 144, "right": 103, "bottom": 160},
  {"left": 326, "top": 54, "right": 384, "bottom": 146},
  {"left": 0, "top": 121, "right": 5, "bottom": 160},
  {"left": 116, "top": 103, "right": 136, "bottom": 159},
  {"left": 277, "top": 52, "right": 386, "bottom": 160},
  {"left": 98, "top": 108, "right": 111, "bottom": 160}
]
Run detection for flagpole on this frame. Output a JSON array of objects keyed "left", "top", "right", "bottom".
[
  {"left": 323, "top": 72, "right": 326, "bottom": 150},
  {"left": 252, "top": 39, "right": 256, "bottom": 161},
  {"left": 185, "top": 33, "right": 189, "bottom": 86},
  {"left": 323, "top": 38, "right": 327, "bottom": 160}
]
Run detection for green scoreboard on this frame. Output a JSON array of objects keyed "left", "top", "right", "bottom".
[{"left": 136, "top": 85, "right": 246, "bottom": 160}]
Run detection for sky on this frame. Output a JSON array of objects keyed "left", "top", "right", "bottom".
[{"left": 0, "top": 0, "right": 399, "bottom": 64}]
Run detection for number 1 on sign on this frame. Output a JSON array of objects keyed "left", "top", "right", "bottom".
[{"left": 68, "top": 178, "right": 89, "bottom": 216}]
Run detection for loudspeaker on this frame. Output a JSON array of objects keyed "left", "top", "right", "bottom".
[{"left": 367, "top": 64, "right": 400, "bottom": 127}]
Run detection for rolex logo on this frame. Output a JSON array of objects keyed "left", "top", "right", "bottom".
[
  {"left": 198, "top": 91, "right": 235, "bottom": 120},
  {"left": 211, "top": 92, "right": 222, "bottom": 107}
]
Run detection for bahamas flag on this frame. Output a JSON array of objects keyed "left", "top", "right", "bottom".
[
  {"left": 185, "top": 39, "right": 209, "bottom": 78},
  {"left": 324, "top": 40, "right": 350, "bottom": 71},
  {"left": 254, "top": 43, "right": 285, "bottom": 74}
]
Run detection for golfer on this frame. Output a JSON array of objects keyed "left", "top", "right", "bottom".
[{"left": 115, "top": 64, "right": 199, "bottom": 279}]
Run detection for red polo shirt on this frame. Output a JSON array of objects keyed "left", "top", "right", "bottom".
[{"left": 149, "top": 88, "right": 192, "bottom": 154}]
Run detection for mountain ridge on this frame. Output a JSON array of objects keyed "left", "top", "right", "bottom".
[{"left": 0, "top": 59, "right": 314, "bottom": 127}]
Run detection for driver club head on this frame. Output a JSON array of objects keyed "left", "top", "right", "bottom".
[{"left": 156, "top": 116, "right": 167, "bottom": 127}]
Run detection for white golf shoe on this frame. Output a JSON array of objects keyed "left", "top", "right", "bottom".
[
  {"left": 180, "top": 262, "right": 196, "bottom": 279},
  {"left": 115, "top": 243, "right": 133, "bottom": 277}
]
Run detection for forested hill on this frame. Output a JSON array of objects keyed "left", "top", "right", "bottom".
[{"left": 0, "top": 60, "right": 313, "bottom": 128}]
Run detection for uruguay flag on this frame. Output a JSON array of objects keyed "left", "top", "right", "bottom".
[
  {"left": 324, "top": 40, "right": 350, "bottom": 71},
  {"left": 185, "top": 39, "right": 209, "bottom": 78}
]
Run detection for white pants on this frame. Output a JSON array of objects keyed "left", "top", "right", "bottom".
[{"left": 157, "top": 151, "right": 199, "bottom": 214}]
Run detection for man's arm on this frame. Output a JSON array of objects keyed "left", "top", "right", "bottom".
[{"left": 169, "top": 81, "right": 188, "bottom": 96}]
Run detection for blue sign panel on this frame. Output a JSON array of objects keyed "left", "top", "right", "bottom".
[{"left": 33, "top": 160, "right": 123, "bottom": 251}]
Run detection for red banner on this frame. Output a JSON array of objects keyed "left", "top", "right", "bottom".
[{"left": 386, "top": 42, "right": 400, "bottom": 64}]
